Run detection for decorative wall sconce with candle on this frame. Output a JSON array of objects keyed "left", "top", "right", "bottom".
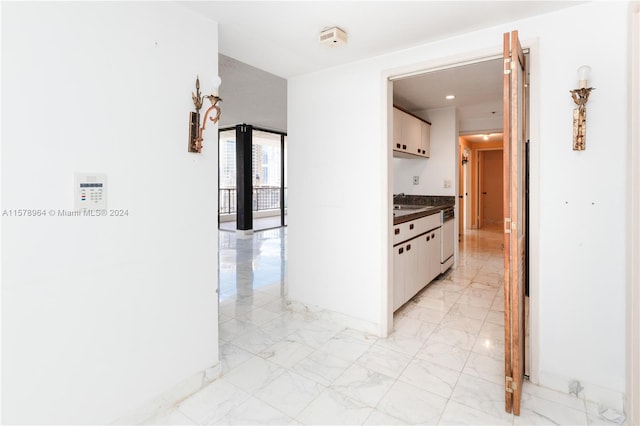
[
  {"left": 570, "top": 65, "right": 595, "bottom": 151},
  {"left": 189, "top": 75, "right": 222, "bottom": 153}
]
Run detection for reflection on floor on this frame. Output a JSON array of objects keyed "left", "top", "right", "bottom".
[
  {"left": 150, "top": 226, "right": 606, "bottom": 425},
  {"left": 219, "top": 215, "right": 287, "bottom": 232}
]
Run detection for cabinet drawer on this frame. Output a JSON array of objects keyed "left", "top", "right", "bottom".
[
  {"left": 392, "top": 221, "right": 413, "bottom": 245},
  {"left": 416, "top": 213, "right": 440, "bottom": 234},
  {"left": 393, "top": 213, "right": 441, "bottom": 245}
]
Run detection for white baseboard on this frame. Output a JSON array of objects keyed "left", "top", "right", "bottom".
[
  {"left": 287, "top": 300, "right": 382, "bottom": 337},
  {"left": 111, "top": 363, "right": 222, "bottom": 425},
  {"left": 538, "top": 370, "right": 625, "bottom": 413}
]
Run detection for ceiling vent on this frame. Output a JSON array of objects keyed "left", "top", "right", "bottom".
[{"left": 319, "top": 27, "right": 348, "bottom": 46}]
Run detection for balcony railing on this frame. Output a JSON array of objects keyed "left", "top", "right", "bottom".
[{"left": 219, "top": 187, "right": 287, "bottom": 214}]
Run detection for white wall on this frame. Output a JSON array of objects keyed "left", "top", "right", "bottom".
[
  {"left": 1, "top": 3, "right": 219, "bottom": 424},
  {"left": 288, "top": 66, "right": 385, "bottom": 329},
  {"left": 288, "top": 1, "right": 629, "bottom": 409},
  {"left": 529, "top": 3, "right": 627, "bottom": 409},
  {"left": 627, "top": 3, "right": 640, "bottom": 422},
  {"left": 393, "top": 107, "right": 458, "bottom": 196}
]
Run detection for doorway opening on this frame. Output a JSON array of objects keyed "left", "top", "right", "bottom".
[
  {"left": 479, "top": 148, "right": 504, "bottom": 228},
  {"left": 388, "top": 42, "right": 531, "bottom": 413},
  {"left": 459, "top": 133, "right": 505, "bottom": 232},
  {"left": 218, "top": 125, "right": 287, "bottom": 232},
  {"left": 390, "top": 55, "right": 507, "bottom": 327}
]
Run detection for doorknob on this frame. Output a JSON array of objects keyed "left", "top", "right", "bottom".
[{"left": 482, "top": 192, "right": 487, "bottom": 195}]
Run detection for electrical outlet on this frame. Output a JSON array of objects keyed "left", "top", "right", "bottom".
[
  {"left": 444, "top": 179, "right": 452, "bottom": 188},
  {"left": 413, "top": 176, "right": 419, "bottom": 185}
]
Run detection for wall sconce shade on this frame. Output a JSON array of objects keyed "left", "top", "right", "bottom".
[
  {"left": 189, "top": 76, "right": 222, "bottom": 153},
  {"left": 577, "top": 65, "right": 591, "bottom": 89},
  {"left": 570, "top": 65, "right": 594, "bottom": 151}
]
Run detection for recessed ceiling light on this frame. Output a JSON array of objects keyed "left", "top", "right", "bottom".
[{"left": 445, "top": 95, "right": 455, "bottom": 100}]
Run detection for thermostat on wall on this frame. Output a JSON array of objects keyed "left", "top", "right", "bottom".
[{"left": 75, "top": 173, "right": 107, "bottom": 210}]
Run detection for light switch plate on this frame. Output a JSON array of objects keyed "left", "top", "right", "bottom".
[{"left": 444, "top": 179, "right": 452, "bottom": 188}]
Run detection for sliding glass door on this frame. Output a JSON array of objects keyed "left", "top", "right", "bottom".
[{"left": 218, "top": 126, "right": 287, "bottom": 231}]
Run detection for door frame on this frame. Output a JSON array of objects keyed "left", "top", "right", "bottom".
[
  {"left": 383, "top": 39, "right": 541, "bottom": 383},
  {"left": 627, "top": 3, "right": 640, "bottom": 424},
  {"left": 458, "top": 143, "right": 465, "bottom": 236}
]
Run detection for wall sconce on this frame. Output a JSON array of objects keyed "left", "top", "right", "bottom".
[
  {"left": 189, "top": 76, "right": 222, "bottom": 153},
  {"left": 570, "top": 65, "right": 595, "bottom": 151},
  {"left": 461, "top": 151, "right": 469, "bottom": 165}
]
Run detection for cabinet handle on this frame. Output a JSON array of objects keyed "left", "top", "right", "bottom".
[
  {"left": 396, "top": 143, "right": 401, "bottom": 148},
  {"left": 394, "top": 228, "right": 400, "bottom": 235},
  {"left": 427, "top": 236, "right": 430, "bottom": 241},
  {"left": 409, "top": 224, "right": 414, "bottom": 230},
  {"left": 402, "top": 144, "right": 407, "bottom": 149},
  {"left": 399, "top": 247, "right": 404, "bottom": 254},
  {"left": 406, "top": 244, "right": 411, "bottom": 251},
  {"left": 432, "top": 233, "right": 436, "bottom": 238}
]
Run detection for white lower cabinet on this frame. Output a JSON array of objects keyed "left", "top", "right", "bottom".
[
  {"left": 404, "top": 240, "right": 419, "bottom": 303},
  {"left": 393, "top": 241, "right": 419, "bottom": 311},
  {"left": 393, "top": 245, "right": 405, "bottom": 311},
  {"left": 417, "top": 229, "right": 440, "bottom": 290},
  {"left": 414, "top": 234, "right": 430, "bottom": 298},
  {"left": 427, "top": 228, "right": 441, "bottom": 283},
  {"left": 393, "top": 220, "right": 442, "bottom": 311}
]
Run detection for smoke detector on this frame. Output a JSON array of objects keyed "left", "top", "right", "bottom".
[{"left": 319, "top": 27, "right": 348, "bottom": 46}]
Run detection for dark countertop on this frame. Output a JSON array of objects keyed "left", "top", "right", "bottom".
[
  {"left": 393, "top": 205, "right": 442, "bottom": 225},
  {"left": 392, "top": 195, "right": 455, "bottom": 225}
]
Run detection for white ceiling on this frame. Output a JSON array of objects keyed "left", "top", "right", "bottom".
[
  {"left": 183, "top": 1, "right": 581, "bottom": 79},
  {"left": 393, "top": 57, "right": 506, "bottom": 134},
  {"left": 184, "top": 1, "right": 582, "bottom": 135}
]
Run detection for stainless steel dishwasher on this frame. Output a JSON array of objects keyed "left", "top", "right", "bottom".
[{"left": 440, "top": 207, "right": 455, "bottom": 272}]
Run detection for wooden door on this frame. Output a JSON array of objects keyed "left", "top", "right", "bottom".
[
  {"left": 503, "top": 30, "right": 527, "bottom": 416},
  {"left": 480, "top": 150, "right": 504, "bottom": 225},
  {"left": 459, "top": 145, "right": 466, "bottom": 236}
]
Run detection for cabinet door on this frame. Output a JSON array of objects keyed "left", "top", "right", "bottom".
[
  {"left": 393, "top": 108, "right": 403, "bottom": 151},
  {"left": 404, "top": 241, "right": 419, "bottom": 303},
  {"left": 421, "top": 121, "right": 431, "bottom": 158},
  {"left": 393, "top": 245, "right": 405, "bottom": 311},
  {"left": 402, "top": 112, "right": 422, "bottom": 156},
  {"left": 428, "top": 229, "right": 441, "bottom": 282},
  {"left": 416, "top": 233, "right": 431, "bottom": 296}
]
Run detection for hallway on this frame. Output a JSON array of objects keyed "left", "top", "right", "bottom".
[{"left": 150, "top": 227, "right": 602, "bottom": 425}]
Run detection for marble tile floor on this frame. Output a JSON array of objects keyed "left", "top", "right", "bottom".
[
  {"left": 149, "top": 226, "right": 618, "bottom": 425},
  {"left": 219, "top": 215, "right": 288, "bottom": 232}
]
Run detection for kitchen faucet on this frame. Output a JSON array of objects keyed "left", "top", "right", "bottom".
[{"left": 393, "top": 193, "right": 405, "bottom": 202}]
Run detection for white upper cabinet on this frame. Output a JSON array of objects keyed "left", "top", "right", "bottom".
[
  {"left": 403, "top": 111, "right": 422, "bottom": 156},
  {"left": 420, "top": 120, "right": 431, "bottom": 158},
  {"left": 393, "top": 108, "right": 403, "bottom": 151},
  {"left": 392, "top": 107, "right": 430, "bottom": 159}
]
